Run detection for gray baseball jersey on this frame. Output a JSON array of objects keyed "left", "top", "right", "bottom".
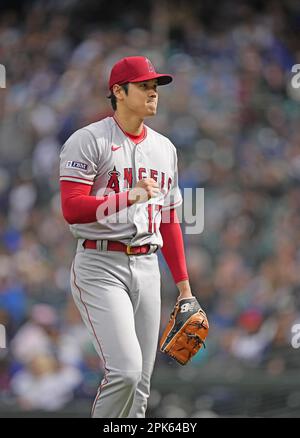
[{"left": 59, "top": 116, "right": 182, "bottom": 246}]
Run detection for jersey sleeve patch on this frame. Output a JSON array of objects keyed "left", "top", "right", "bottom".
[
  {"left": 65, "top": 161, "right": 88, "bottom": 171},
  {"left": 59, "top": 128, "right": 99, "bottom": 185}
]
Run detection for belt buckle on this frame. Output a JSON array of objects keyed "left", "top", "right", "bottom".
[{"left": 126, "top": 245, "right": 135, "bottom": 255}]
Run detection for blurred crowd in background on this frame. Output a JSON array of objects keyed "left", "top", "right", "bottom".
[{"left": 1, "top": 0, "right": 300, "bottom": 417}]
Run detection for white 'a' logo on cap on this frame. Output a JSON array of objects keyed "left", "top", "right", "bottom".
[{"left": 146, "top": 58, "right": 155, "bottom": 73}]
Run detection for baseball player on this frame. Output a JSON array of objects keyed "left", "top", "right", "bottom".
[{"left": 59, "top": 56, "right": 194, "bottom": 418}]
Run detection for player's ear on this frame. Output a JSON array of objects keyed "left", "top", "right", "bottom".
[{"left": 112, "top": 84, "right": 125, "bottom": 101}]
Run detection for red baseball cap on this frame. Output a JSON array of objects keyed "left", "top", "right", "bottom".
[{"left": 109, "top": 56, "right": 173, "bottom": 90}]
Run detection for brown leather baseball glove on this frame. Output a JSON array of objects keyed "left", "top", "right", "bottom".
[{"left": 159, "top": 297, "right": 209, "bottom": 365}]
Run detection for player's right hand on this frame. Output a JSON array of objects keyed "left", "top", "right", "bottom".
[{"left": 128, "top": 178, "right": 160, "bottom": 204}]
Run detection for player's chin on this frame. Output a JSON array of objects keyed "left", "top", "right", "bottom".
[{"left": 145, "top": 104, "right": 157, "bottom": 116}]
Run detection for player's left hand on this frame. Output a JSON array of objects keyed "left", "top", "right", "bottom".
[{"left": 159, "top": 297, "right": 209, "bottom": 365}]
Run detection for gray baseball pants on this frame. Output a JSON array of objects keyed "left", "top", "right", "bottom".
[{"left": 70, "top": 240, "right": 161, "bottom": 418}]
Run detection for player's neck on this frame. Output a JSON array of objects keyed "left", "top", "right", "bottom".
[{"left": 114, "top": 111, "right": 144, "bottom": 136}]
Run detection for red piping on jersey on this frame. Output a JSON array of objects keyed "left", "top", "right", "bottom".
[
  {"left": 160, "top": 209, "right": 189, "bottom": 284},
  {"left": 60, "top": 175, "right": 94, "bottom": 183},
  {"left": 147, "top": 204, "right": 152, "bottom": 233},
  {"left": 71, "top": 258, "right": 109, "bottom": 417},
  {"left": 163, "top": 199, "right": 182, "bottom": 210},
  {"left": 113, "top": 116, "right": 147, "bottom": 145}
]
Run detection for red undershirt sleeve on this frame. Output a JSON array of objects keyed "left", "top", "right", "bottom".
[
  {"left": 160, "top": 209, "right": 189, "bottom": 284},
  {"left": 60, "top": 180, "right": 131, "bottom": 224}
]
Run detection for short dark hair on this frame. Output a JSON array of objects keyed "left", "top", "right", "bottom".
[{"left": 108, "top": 83, "right": 129, "bottom": 111}]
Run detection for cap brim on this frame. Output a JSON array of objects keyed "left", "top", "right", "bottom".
[{"left": 129, "top": 73, "right": 173, "bottom": 86}]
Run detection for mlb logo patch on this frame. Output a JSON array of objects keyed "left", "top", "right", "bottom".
[{"left": 66, "top": 161, "right": 88, "bottom": 171}]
